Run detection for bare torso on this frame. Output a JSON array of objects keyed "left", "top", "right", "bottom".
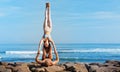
[{"left": 42, "top": 43, "right": 52, "bottom": 60}]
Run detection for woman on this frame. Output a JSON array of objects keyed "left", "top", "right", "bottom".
[{"left": 38, "top": 3, "right": 56, "bottom": 54}]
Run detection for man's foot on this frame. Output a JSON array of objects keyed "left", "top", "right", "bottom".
[{"left": 46, "top": 3, "right": 50, "bottom": 8}]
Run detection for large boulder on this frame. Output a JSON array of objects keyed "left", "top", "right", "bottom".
[
  {"left": 32, "top": 65, "right": 65, "bottom": 72},
  {"left": 44, "top": 65, "right": 65, "bottom": 72},
  {"left": 89, "top": 65, "right": 99, "bottom": 72},
  {"left": 96, "top": 66, "right": 120, "bottom": 72},
  {"left": 64, "top": 62, "right": 88, "bottom": 72},
  {"left": 13, "top": 66, "right": 31, "bottom": 72},
  {"left": 0, "top": 65, "right": 6, "bottom": 72},
  {"left": 4, "top": 69, "right": 12, "bottom": 72},
  {"left": 105, "top": 60, "right": 120, "bottom": 67},
  {"left": 35, "top": 67, "right": 45, "bottom": 72},
  {"left": 0, "top": 62, "right": 8, "bottom": 66}
]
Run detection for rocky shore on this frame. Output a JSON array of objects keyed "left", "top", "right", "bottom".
[{"left": 0, "top": 60, "right": 120, "bottom": 72}]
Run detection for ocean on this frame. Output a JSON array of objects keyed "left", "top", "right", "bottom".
[{"left": 0, "top": 43, "right": 120, "bottom": 63}]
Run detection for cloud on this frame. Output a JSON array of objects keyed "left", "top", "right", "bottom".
[
  {"left": 0, "top": 0, "right": 11, "bottom": 2},
  {"left": 0, "top": 6, "right": 22, "bottom": 17},
  {"left": 0, "top": 6, "right": 22, "bottom": 12},
  {"left": 9, "top": 6, "right": 22, "bottom": 10},
  {"left": 0, "top": 13, "right": 6, "bottom": 17},
  {"left": 92, "top": 11, "right": 120, "bottom": 19},
  {"left": 67, "top": 11, "right": 120, "bottom": 20}
]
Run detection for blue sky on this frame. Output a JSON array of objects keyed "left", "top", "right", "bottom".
[{"left": 0, "top": 0, "right": 120, "bottom": 44}]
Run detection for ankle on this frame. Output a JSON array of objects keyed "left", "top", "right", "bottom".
[{"left": 46, "top": 3, "right": 50, "bottom": 8}]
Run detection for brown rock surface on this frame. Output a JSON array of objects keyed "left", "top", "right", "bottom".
[
  {"left": 0, "top": 60, "right": 120, "bottom": 72},
  {"left": 44, "top": 65, "right": 65, "bottom": 72},
  {"left": 0, "top": 65, "right": 6, "bottom": 72},
  {"left": 63, "top": 62, "right": 88, "bottom": 72}
]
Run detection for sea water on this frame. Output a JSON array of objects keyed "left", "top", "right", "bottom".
[{"left": 0, "top": 43, "right": 120, "bottom": 63}]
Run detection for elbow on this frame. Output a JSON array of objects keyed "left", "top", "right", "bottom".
[
  {"left": 35, "top": 57, "right": 39, "bottom": 63},
  {"left": 35, "top": 57, "right": 42, "bottom": 64},
  {"left": 35, "top": 58, "right": 38, "bottom": 62},
  {"left": 56, "top": 57, "right": 59, "bottom": 62}
]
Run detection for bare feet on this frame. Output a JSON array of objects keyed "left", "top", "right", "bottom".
[{"left": 46, "top": 3, "right": 50, "bottom": 8}]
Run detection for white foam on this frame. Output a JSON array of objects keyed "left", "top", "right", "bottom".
[
  {"left": 5, "top": 48, "right": 120, "bottom": 55},
  {"left": 60, "top": 57, "right": 79, "bottom": 59},
  {"left": 59, "top": 48, "right": 120, "bottom": 53},
  {"left": 5, "top": 51, "right": 43, "bottom": 55}
]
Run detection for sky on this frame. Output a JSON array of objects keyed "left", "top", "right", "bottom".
[{"left": 0, "top": 0, "right": 120, "bottom": 44}]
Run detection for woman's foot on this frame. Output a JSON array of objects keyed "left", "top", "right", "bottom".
[{"left": 46, "top": 3, "right": 50, "bottom": 8}]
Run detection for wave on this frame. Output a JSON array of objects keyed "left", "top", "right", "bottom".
[
  {"left": 59, "top": 57, "right": 107, "bottom": 60},
  {"left": 4, "top": 48, "right": 120, "bottom": 55},
  {"left": 58, "top": 48, "right": 120, "bottom": 53},
  {"left": 5, "top": 51, "right": 43, "bottom": 54}
]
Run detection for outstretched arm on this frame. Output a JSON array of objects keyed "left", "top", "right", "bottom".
[
  {"left": 49, "top": 38, "right": 56, "bottom": 51},
  {"left": 52, "top": 46, "right": 59, "bottom": 65},
  {"left": 35, "top": 50, "right": 45, "bottom": 64},
  {"left": 38, "top": 38, "right": 44, "bottom": 51},
  {"left": 48, "top": 38, "right": 59, "bottom": 65},
  {"left": 35, "top": 38, "right": 44, "bottom": 63}
]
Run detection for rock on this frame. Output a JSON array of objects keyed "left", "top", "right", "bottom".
[
  {"left": 13, "top": 66, "right": 31, "bottom": 72},
  {"left": 0, "top": 61, "right": 120, "bottom": 72},
  {"left": 72, "top": 63, "right": 88, "bottom": 72},
  {"left": 89, "top": 65, "right": 99, "bottom": 72},
  {"left": 35, "top": 67, "right": 45, "bottom": 72},
  {"left": 28, "top": 62, "right": 42, "bottom": 71},
  {"left": 98, "top": 63, "right": 109, "bottom": 67},
  {"left": 96, "top": 67, "right": 110, "bottom": 72},
  {"left": 0, "top": 65, "right": 6, "bottom": 72},
  {"left": 5, "top": 65, "right": 14, "bottom": 70},
  {"left": 95, "top": 66, "right": 120, "bottom": 72},
  {"left": 63, "top": 62, "right": 75, "bottom": 69},
  {"left": 31, "top": 67, "right": 36, "bottom": 72},
  {"left": 0, "top": 62, "right": 8, "bottom": 66},
  {"left": 89, "top": 63, "right": 100, "bottom": 66},
  {"left": 0, "top": 65, "right": 12, "bottom": 72},
  {"left": 64, "top": 63, "right": 88, "bottom": 72},
  {"left": 8, "top": 62, "right": 15, "bottom": 67},
  {"left": 4, "top": 69, "right": 12, "bottom": 72},
  {"left": 105, "top": 60, "right": 120, "bottom": 67},
  {"left": 0, "top": 62, "right": 2, "bottom": 65},
  {"left": 14, "top": 62, "right": 28, "bottom": 66},
  {"left": 108, "top": 66, "right": 120, "bottom": 72},
  {"left": 44, "top": 65, "right": 65, "bottom": 72},
  {"left": 96, "top": 67, "right": 114, "bottom": 72}
]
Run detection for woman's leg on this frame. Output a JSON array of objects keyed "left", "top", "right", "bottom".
[
  {"left": 43, "top": 6, "right": 48, "bottom": 31},
  {"left": 47, "top": 3, "right": 52, "bottom": 30}
]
